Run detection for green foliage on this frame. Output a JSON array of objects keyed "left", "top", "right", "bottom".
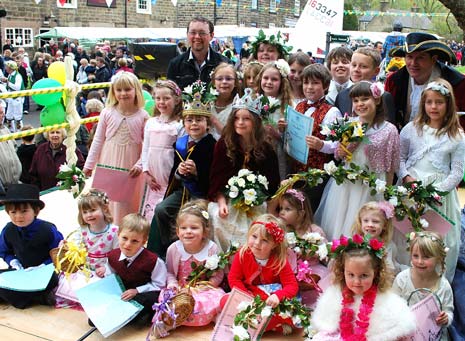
[{"left": 343, "top": 3, "right": 359, "bottom": 31}]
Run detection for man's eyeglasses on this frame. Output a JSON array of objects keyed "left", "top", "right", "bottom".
[
  {"left": 188, "top": 31, "right": 210, "bottom": 37},
  {"left": 214, "top": 77, "right": 235, "bottom": 82}
]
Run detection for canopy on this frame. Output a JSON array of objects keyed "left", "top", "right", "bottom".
[{"left": 35, "top": 26, "right": 294, "bottom": 42}]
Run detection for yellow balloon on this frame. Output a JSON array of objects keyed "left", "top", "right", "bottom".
[{"left": 47, "top": 61, "right": 67, "bottom": 85}]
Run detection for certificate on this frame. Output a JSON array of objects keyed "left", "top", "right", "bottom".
[
  {"left": 0, "top": 263, "right": 54, "bottom": 291},
  {"left": 284, "top": 106, "right": 314, "bottom": 164},
  {"left": 211, "top": 288, "right": 270, "bottom": 341},
  {"left": 410, "top": 293, "right": 443, "bottom": 340}
]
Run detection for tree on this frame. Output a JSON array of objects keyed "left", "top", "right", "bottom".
[
  {"left": 343, "top": 3, "right": 359, "bottom": 31},
  {"left": 438, "top": 0, "right": 465, "bottom": 39}
]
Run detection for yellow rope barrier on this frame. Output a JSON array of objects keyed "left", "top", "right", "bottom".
[
  {"left": 0, "top": 116, "right": 99, "bottom": 142},
  {"left": 0, "top": 82, "right": 111, "bottom": 99}
]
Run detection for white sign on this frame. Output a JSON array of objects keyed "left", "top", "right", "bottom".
[{"left": 289, "top": 0, "right": 344, "bottom": 55}]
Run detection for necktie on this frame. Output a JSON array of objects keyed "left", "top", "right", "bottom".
[
  {"left": 188, "top": 140, "right": 196, "bottom": 150},
  {"left": 123, "top": 258, "right": 130, "bottom": 267}
]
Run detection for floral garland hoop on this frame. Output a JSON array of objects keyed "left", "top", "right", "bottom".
[{"left": 273, "top": 161, "right": 448, "bottom": 232}]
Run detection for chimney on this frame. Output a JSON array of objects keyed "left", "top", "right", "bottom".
[
  {"left": 411, "top": 6, "right": 420, "bottom": 13},
  {"left": 380, "top": 1, "right": 389, "bottom": 12}
]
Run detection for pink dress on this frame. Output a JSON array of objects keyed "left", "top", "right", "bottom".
[
  {"left": 84, "top": 107, "right": 148, "bottom": 224},
  {"left": 81, "top": 224, "right": 119, "bottom": 270},
  {"left": 141, "top": 117, "right": 183, "bottom": 222},
  {"left": 164, "top": 240, "right": 225, "bottom": 327}
]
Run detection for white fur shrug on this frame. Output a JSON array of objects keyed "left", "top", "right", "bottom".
[{"left": 311, "top": 285, "right": 416, "bottom": 341}]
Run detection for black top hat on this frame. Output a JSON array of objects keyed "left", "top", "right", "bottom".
[
  {"left": 389, "top": 32, "right": 456, "bottom": 64},
  {"left": 0, "top": 184, "right": 45, "bottom": 209}
]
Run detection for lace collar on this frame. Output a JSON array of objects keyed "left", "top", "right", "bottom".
[{"left": 175, "top": 239, "right": 213, "bottom": 261}]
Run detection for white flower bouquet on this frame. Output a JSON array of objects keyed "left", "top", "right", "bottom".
[{"left": 226, "top": 169, "right": 269, "bottom": 213}]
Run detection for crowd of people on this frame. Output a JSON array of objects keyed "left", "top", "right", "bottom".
[{"left": 1, "top": 15, "right": 465, "bottom": 340}]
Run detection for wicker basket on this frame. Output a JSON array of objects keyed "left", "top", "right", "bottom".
[
  {"left": 299, "top": 273, "right": 321, "bottom": 291},
  {"left": 50, "top": 244, "right": 75, "bottom": 273},
  {"left": 163, "top": 289, "right": 195, "bottom": 327}
]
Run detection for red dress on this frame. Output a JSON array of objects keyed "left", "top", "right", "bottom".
[{"left": 223, "top": 248, "right": 299, "bottom": 332}]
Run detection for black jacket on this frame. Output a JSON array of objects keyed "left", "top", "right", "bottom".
[{"left": 167, "top": 47, "right": 231, "bottom": 89}]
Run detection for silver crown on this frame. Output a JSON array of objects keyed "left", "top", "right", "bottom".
[{"left": 232, "top": 88, "right": 264, "bottom": 116}]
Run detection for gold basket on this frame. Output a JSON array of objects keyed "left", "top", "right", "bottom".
[
  {"left": 163, "top": 290, "right": 195, "bottom": 326},
  {"left": 50, "top": 244, "right": 76, "bottom": 273}
]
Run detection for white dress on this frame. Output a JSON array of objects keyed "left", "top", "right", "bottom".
[
  {"left": 393, "top": 268, "right": 454, "bottom": 341},
  {"left": 398, "top": 123, "right": 465, "bottom": 281},
  {"left": 210, "top": 104, "right": 233, "bottom": 140}
]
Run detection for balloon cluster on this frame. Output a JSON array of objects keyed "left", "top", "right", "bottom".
[
  {"left": 32, "top": 61, "right": 66, "bottom": 126},
  {"left": 143, "top": 89, "right": 155, "bottom": 116}
]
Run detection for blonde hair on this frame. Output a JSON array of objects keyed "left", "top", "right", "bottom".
[
  {"left": 175, "top": 199, "right": 210, "bottom": 241},
  {"left": 119, "top": 213, "right": 150, "bottom": 238},
  {"left": 414, "top": 78, "right": 461, "bottom": 139},
  {"left": 106, "top": 72, "right": 145, "bottom": 109},
  {"left": 85, "top": 98, "right": 104, "bottom": 113},
  {"left": 332, "top": 248, "right": 392, "bottom": 293},
  {"left": 257, "top": 62, "right": 293, "bottom": 116},
  {"left": 77, "top": 188, "right": 113, "bottom": 226},
  {"left": 243, "top": 61, "right": 263, "bottom": 91},
  {"left": 351, "top": 201, "right": 393, "bottom": 244},
  {"left": 409, "top": 231, "right": 447, "bottom": 276},
  {"left": 44, "top": 128, "right": 67, "bottom": 140},
  {"left": 240, "top": 214, "right": 288, "bottom": 272},
  {"left": 210, "top": 62, "right": 242, "bottom": 99}
]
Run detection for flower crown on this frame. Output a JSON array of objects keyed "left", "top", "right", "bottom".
[
  {"left": 232, "top": 88, "right": 280, "bottom": 117},
  {"left": 272, "top": 59, "right": 290, "bottom": 78},
  {"left": 369, "top": 82, "right": 384, "bottom": 99},
  {"left": 156, "top": 80, "right": 181, "bottom": 97},
  {"left": 182, "top": 80, "right": 217, "bottom": 117},
  {"left": 80, "top": 189, "right": 109, "bottom": 205},
  {"left": 406, "top": 231, "right": 449, "bottom": 253},
  {"left": 377, "top": 201, "right": 394, "bottom": 219},
  {"left": 250, "top": 29, "right": 293, "bottom": 58},
  {"left": 286, "top": 189, "right": 305, "bottom": 209},
  {"left": 253, "top": 220, "right": 285, "bottom": 243},
  {"left": 180, "top": 204, "right": 209, "bottom": 220},
  {"left": 425, "top": 81, "right": 450, "bottom": 96},
  {"left": 329, "top": 234, "right": 385, "bottom": 259}
]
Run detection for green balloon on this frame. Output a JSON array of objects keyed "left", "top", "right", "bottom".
[
  {"left": 40, "top": 102, "right": 66, "bottom": 126},
  {"left": 32, "top": 78, "right": 63, "bottom": 106},
  {"left": 145, "top": 99, "right": 155, "bottom": 116},
  {"left": 142, "top": 90, "right": 153, "bottom": 102}
]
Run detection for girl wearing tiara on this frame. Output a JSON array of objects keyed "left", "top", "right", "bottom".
[
  {"left": 311, "top": 235, "right": 416, "bottom": 340},
  {"left": 141, "top": 80, "right": 183, "bottom": 222},
  {"left": 398, "top": 78, "right": 465, "bottom": 281},
  {"left": 393, "top": 232, "right": 453, "bottom": 340},
  {"left": 208, "top": 90, "right": 280, "bottom": 251},
  {"left": 315, "top": 81, "right": 400, "bottom": 241}
]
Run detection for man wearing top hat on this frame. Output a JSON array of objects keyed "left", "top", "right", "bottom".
[{"left": 385, "top": 32, "right": 465, "bottom": 130}]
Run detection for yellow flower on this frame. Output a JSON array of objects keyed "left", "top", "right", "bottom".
[{"left": 352, "top": 123, "right": 364, "bottom": 138}]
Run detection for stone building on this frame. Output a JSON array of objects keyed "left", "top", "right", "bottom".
[{"left": 0, "top": 0, "right": 303, "bottom": 49}]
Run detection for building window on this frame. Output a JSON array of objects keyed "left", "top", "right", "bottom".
[
  {"left": 6, "top": 28, "right": 33, "bottom": 47},
  {"left": 269, "top": 0, "right": 277, "bottom": 13},
  {"left": 57, "top": 0, "right": 77, "bottom": 9},
  {"left": 294, "top": 0, "right": 300, "bottom": 16},
  {"left": 137, "top": 0, "right": 152, "bottom": 14},
  {"left": 251, "top": 0, "right": 258, "bottom": 10}
]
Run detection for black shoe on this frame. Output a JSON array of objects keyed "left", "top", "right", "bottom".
[
  {"left": 38, "top": 291, "right": 56, "bottom": 306},
  {"left": 88, "top": 318, "right": 95, "bottom": 327},
  {"left": 23, "top": 110, "right": 29, "bottom": 115}
]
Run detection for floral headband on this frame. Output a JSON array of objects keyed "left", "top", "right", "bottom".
[
  {"left": 286, "top": 189, "right": 305, "bottom": 209},
  {"left": 250, "top": 29, "right": 293, "bottom": 57},
  {"left": 406, "top": 231, "right": 449, "bottom": 253},
  {"left": 425, "top": 81, "right": 450, "bottom": 96},
  {"left": 369, "top": 82, "right": 384, "bottom": 99},
  {"left": 180, "top": 204, "right": 209, "bottom": 220},
  {"left": 377, "top": 201, "right": 394, "bottom": 219},
  {"left": 80, "top": 190, "right": 109, "bottom": 205},
  {"left": 329, "top": 234, "right": 385, "bottom": 259},
  {"left": 156, "top": 80, "right": 181, "bottom": 97},
  {"left": 271, "top": 59, "right": 290, "bottom": 78},
  {"left": 253, "top": 221, "right": 285, "bottom": 244}
]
